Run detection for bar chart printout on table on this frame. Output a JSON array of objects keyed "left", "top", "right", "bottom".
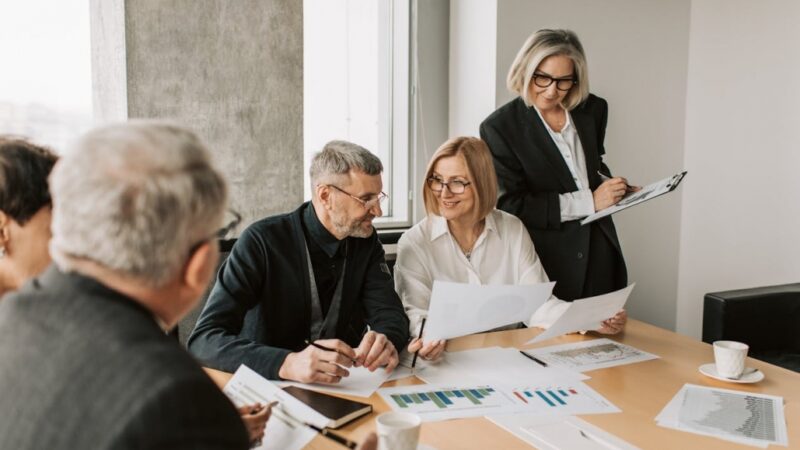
[
  {"left": 378, "top": 382, "right": 619, "bottom": 421},
  {"left": 378, "top": 384, "right": 519, "bottom": 421},
  {"left": 526, "top": 338, "right": 659, "bottom": 372},
  {"left": 656, "top": 384, "right": 788, "bottom": 447}
]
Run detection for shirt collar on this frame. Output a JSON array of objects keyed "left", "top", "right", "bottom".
[
  {"left": 304, "top": 203, "right": 342, "bottom": 257},
  {"left": 428, "top": 211, "right": 499, "bottom": 241},
  {"left": 531, "top": 103, "right": 573, "bottom": 135}
]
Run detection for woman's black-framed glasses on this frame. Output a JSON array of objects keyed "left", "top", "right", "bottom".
[
  {"left": 532, "top": 73, "right": 577, "bottom": 91},
  {"left": 327, "top": 184, "right": 388, "bottom": 210},
  {"left": 427, "top": 176, "right": 471, "bottom": 194}
]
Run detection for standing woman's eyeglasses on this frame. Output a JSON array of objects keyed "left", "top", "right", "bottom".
[{"left": 532, "top": 73, "right": 577, "bottom": 91}]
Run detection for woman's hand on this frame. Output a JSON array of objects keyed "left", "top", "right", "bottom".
[
  {"left": 407, "top": 338, "right": 446, "bottom": 361},
  {"left": 593, "top": 177, "right": 631, "bottom": 211},
  {"left": 238, "top": 402, "right": 272, "bottom": 446},
  {"left": 596, "top": 309, "right": 627, "bottom": 335}
]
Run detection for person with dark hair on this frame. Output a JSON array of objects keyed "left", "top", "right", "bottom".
[{"left": 0, "top": 137, "right": 58, "bottom": 297}]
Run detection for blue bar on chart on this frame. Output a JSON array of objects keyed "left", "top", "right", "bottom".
[
  {"left": 389, "top": 387, "right": 496, "bottom": 410},
  {"left": 512, "top": 387, "right": 575, "bottom": 407}
]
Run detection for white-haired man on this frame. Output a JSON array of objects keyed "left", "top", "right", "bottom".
[
  {"left": 0, "top": 122, "right": 252, "bottom": 449},
  {"left": 189, "top": 140, "right": 410, "bottom": 384}
]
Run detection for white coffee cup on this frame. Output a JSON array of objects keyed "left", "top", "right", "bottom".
[
  {"left": 376, "top": 411, "right": 421, "bottom": 450},
  {"left": 713, "top": 340, "right": 749, "bottom": 378}
]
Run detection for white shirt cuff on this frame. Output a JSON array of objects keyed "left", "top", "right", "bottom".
[{"left": 559, "top": 189, "right": 595, "bottom": 221}]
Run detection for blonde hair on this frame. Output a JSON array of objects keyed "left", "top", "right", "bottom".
[
  {"left": 423, "top": 137, "right": 497, "bottom": 222},
  {"left": 507, "top": 29, "right": 590, "bottom": 111}
]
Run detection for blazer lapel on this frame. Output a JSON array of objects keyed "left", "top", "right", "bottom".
[
  {"left": 571, "top": 108, "right": 602, "bottom": 190},
  {"left": 520, "top": 102, "right": 579, "bottom": 192}
]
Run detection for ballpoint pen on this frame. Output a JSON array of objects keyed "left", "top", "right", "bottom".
[
  {"left": 411, "top": 318, "right": 427, "bottom": 371},
  {"left": 518, "top": 350, "right": 548, "bottom": 367},
  {"left": 273, "top": 404, "right": 358, "bottom": 449},
  {"left": 304, "top": 339, "right": 357, "bottom": 364}
]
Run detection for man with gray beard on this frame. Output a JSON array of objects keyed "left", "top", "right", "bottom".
[{"left": 189, "top": 140, "right": 409, "bottom": 385}]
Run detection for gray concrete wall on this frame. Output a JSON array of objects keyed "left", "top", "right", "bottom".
[{"left": 91, "top": 0, "right": 304, "bottom": 229}]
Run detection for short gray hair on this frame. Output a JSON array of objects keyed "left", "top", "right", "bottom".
[
  {"left": 507, "top": 29, "right": 590, "bottom": 111},
  {"left": 309, "top": 140, "right": 383, "bottom": 193},
  {"left": 49, "top": 121, "right": 228, "bottom": 286}
]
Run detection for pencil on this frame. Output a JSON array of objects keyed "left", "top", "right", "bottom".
[
  {"left": 304, "top": 339, "right": 357, "bottom": 364},
  {"left": 411, "top": 318, "right": 427, "bottom": 370}
]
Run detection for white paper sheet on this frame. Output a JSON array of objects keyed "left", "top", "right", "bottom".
[
  {"left": 416, "top": 346, "right": 588, "bottom": 386},
  {"left": 279, "top": 365, "right": 390, "bottom": 398},
  {"left": 581, "top": 171, "right": 686, "bottom": 225},
  {"left": 223, "top": 365, "right": 322, "bottom": 450},
  {"left": 655, "top": 384, "right": 788, "bottom": 448},
  {"left": 488, "top": 414, "right": 641, "bottom": 450},
  {"left": 527, "top": 284, "right": 634, "bottom": 344},
  {"left": 378, "top": 380, "right": 618, "bottom": 422},
  {"left": 525, "top": 338, "right": 658, "bottom": 372},
  {"left": 425, "top": 280, "right": 555, "bottom": 341}
]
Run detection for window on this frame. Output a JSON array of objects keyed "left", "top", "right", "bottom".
[
  {"left": 0, "top": 1, "right": 93, "bottom": 151},
  {"left": 304, "top": 0, "right": 411, "bottom": 227}
]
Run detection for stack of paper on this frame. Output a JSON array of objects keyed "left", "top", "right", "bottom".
[
  {"left": 656, "top": 384, "right": 789, "bottom": 448},
  {"left": 416, "top": 346, "right": 588, "bottom": 386},
  {"left": 488, "top": 414, "right": 641, "bottom": 450},
  {"left": 523, "top": 338, "right": 659, "bottom": 372}
]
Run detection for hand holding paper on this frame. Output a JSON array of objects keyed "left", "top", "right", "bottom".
[
  {"left": 425, "top": 281, "right": 555, "bottom": 341},
  {"left": 526, "top": 284, "right": 635, "bottom": 344}
]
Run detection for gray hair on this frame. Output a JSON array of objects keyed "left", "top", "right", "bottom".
[
  {"left": 507, "top": 29, "right": 590, "bottom": 111},
  {"left": 49, "top": 120, "right": 228, "bottom": 286},
  {"left": 309, "top": 140, "right": 383, "bottom": 194}
]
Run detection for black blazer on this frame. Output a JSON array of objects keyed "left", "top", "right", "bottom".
[
  {"left": 0, "top": 267, "right": 249, "bottom": 449},
  {"left": 480, "top": 94, "right": 626, "bottom": 300},
  {"left": 188, "top": 202, "right": 409, "bottom": 379}
]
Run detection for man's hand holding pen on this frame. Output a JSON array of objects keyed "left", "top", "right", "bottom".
[{"left": 278, "top": 339, "right": 357, "bottom": 384}]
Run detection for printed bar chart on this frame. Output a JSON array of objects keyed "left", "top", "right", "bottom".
[
  {"left": 390, "top": 387, "right": 496, "bottom": 409},
  {"left": 512, "top": 387, "right": 581, "bottom": 407}
]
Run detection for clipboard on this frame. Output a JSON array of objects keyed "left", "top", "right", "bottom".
[{"left": 581, "top": 171, "right": 687, "bottom": 225}]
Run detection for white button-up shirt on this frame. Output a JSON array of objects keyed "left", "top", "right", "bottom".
[
  {"left": 394, "top": 209, "right": 569, "bottom": 337},
  {"left": 532, "top": 105, "right": 595, "bottom": 220}
]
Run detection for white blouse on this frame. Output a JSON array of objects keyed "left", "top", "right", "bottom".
[{"left": 394, "top": 209, "right": 569, "bottom": 337}]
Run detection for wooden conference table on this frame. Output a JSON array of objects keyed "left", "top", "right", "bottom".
[{"left": 205, "top": 319, "right": 799, "bottom": 449}]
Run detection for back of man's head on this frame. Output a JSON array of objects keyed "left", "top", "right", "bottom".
[{"left": 49, "top": 121, "right": 228, "bottom": 287}]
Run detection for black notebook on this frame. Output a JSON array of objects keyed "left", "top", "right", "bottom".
[{"left": 282, "top": 386, "right": 372, "bottom": 429}]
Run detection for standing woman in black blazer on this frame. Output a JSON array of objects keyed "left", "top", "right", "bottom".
[{"left": 480, "top": 29, "right": 636, "bottom": 318}]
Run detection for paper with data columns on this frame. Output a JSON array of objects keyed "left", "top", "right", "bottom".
[
  {"left": 655, "top": 383, "right": 788, "bottom": 448},
  {"left": 425, "top": 280, "right": 555, "bottom": 341},
  {"left": 525, "top": 338, "right": 659, "bottom": 372}
]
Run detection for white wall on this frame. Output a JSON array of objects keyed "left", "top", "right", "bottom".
[
  {"left": 676, "top": 0, "right": 800, "bottom": 337},
  {"left": 448, "top": 0, "right": 497, "bottom": 137},
  {"left": 493, "top": 0, "right": 692, "bottom": 330}
]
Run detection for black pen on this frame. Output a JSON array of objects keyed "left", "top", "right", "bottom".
[
  {"left": 519, "top": 350, "right": 548, "bottom": 367},
  {"left": 411, "top": 318, "right": 427, "bottom": 371},
  {"left": 304, "top": 339, "right": 357, "bottom": 364},
  {"left": 307, "top": 423, "right": 358, "bottom": 449}
]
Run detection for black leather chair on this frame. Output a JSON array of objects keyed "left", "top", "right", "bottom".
[
  {"left": 703, "top": 283, "right": 800, "bottom": 372},
  {"left": 175, "top": 239, "right": 236, "bottom": 347}
]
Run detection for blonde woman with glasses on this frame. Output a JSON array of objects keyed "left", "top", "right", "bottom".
[
  {"left": 394, "top": 137, "right": 625, "bottom": 362},
  {"left": 481, "top": 29, "right": 638, "bottom": 309}
]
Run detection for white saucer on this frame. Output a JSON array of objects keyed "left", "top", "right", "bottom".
[{"left": 699, "top": 363, "right": 764, "bottom": 383}]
